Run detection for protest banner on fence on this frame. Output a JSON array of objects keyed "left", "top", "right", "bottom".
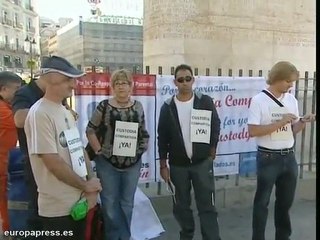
[{"left": 75, "top": 74, "right": 267, "bottom": 181}]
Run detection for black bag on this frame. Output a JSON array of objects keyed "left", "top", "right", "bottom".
[{"left": 85, "top": 100, "right": 107, "bottom": 160}]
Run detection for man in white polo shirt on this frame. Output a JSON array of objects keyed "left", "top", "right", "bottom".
[{"left": 248, "top": 61, "right": 315, "bottom": 240}]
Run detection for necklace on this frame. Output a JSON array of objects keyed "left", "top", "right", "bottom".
[{"left": 115, "top": 98, "right": 130, "bottom": 107}]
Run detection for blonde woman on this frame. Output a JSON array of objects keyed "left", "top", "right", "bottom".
[{"left": 86, "top": 69, "right": 149, "bottom": 240}]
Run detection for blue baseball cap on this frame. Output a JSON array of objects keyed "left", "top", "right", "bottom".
[{"left": 38, "top": 55, "right": 85, "bottom": 78}]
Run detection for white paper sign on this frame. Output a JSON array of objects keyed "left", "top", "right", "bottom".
[
  {"left": 64, "top": 128, "right": 88, "bottom": 177},
  {"left": 270, "top": 107, "right": 292, "bottom": 141},
  {"left": 190, "top": 109, "right": 212, "bottom": 144},
  {"left": 113, "top": 121, "right": 139, "bottom": 157}
]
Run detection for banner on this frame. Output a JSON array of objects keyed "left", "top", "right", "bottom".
[{"left": 76, "top": 74, "right": 268, "bottom": 182}]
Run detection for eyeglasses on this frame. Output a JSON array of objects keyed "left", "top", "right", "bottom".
[
  {"left": 176, "top": 76, "right": 193, "bottom": 83},
  {"left": 114, "top": 81, "right": 129, "bottom": 86}
]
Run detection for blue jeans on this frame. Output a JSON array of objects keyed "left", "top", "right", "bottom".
[
  {"left": 24, "top": 156, "right": 42, "bottom": 239},
  {"left": 95, "top": 155, "right": 141, "bottom": 240},
  {"left": 252, "top": 151, "right": 298, "bottom": 240}
]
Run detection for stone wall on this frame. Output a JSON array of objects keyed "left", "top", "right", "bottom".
[{"left": 143, "top": 0, "right": 315, "bottom": 74}]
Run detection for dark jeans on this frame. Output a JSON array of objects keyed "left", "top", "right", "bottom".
[
  {"left": 40, "top": 215, "right": 85, "bottom": 240},
  {"left": 24, "top": 157, "right": 42, "bottom": 237},
  {"left": 170, "top": 158, "right": 221, "bottom": 240},
  {"left": 252, "top": 151, "right": 298, "bottom": 240}
]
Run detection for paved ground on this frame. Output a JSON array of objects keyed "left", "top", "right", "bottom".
[{"left": 154, "top": 199, "right": 316, "bottom": 240}]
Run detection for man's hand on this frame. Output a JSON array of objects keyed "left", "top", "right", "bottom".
[
  {"left": 83, "top": 177, "right": 102, "bottom": 193},
  {"left": 280, "top": 113, "right": 297, "bottom": 124},
  {"left": 210, "top": 147, "right": 216, "bottom": 160},
  {"left": 160, "top": 166, "right": 170, "bottom": 183},
  {"left": 84, "top": 191, "right": 98, "bottom": 209},
  {"left": 300, "top": 114, "right": 316, "bottom": 123}
]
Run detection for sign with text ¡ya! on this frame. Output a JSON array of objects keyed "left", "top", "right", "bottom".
[{"left": 74, "top": 73, "right": 157, "bottom": 183}]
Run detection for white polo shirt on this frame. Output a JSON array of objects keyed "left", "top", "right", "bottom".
[{"left": 247, "top": 90, "right": 299, "bottom": 149}]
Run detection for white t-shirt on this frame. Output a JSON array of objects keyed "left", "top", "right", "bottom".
[
  {"left": 247, "top": 90, "right": 299, "bottom": 149},
  {"left": 174, "top": 95, "right": 194, "bottom": 159}
]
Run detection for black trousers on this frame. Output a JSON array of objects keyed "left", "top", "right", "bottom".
[
  {"left": 252, "top": 151, "right": 298, "bottom": 240},
  {"left": 170, "top": 159, "right": 221, "bottom": 240}
]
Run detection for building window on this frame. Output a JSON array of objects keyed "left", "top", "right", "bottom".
[
  {"left": 25, "top": 0, "right": 32, "bottom": 10},
  {"left": 4, "top": 55, "right": 12, "bottom": 67},
  {"left": 2, "top": 11, "right": 8, "bottom": 23},
  {"left": 16, "top": 38, "right": 19, "bottom": 49},
  {"left": 5, "top": 35, "right": 9, "bottom": 45},
  {"left": 28, "top": 18, "right": 32, "bottom": 30},
  {"left": 14, "top": 56, "right": 22, "bottom": 67},
  {"left": 14, "top": 13, "right": 18, "bottom": 26}
]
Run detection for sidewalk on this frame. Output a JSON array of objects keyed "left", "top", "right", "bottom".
[
  {"left": 140, "top": 170, "right": 316, "bottom": 240},
  {"left": 154, "top": 199, "right": 315, "bottom": 240}
]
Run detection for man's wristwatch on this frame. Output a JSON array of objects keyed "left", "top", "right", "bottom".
[{"left": 95, "top": 149, "right": 102, "bottom": 154}]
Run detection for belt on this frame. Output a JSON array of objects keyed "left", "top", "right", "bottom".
[{"left": 257, "top": 146, "right": 294, "bottom": 155}]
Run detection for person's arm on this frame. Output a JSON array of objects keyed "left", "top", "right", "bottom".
[
  {"left": 12, "top": 91, "right": 32, "bottom": 128},
  {"left": 157, "top": 104, "right": 170, "bottom": 168},
  {"left": 86, "top": 101, "right": 105, "bottom": 153},
  {"left": 292, "top": 114, "right": 316, "bottom": 134},
  {"left": 39, "top": 153, "right": 87, "bottom": 190},
  {"left": 291, "top": 98, "right": 306, "bottom": 135},
  {"left": 0, "top": 103, "right": 18, "bottom": 150},
  {"left": 27, "top": 110, "right": 100, "bottom": 192},
  {"left": 292, "top": 120, "right": 306, "bottom": 135},
  {"left": 137, "top": 102, "right": 150, "bottom": 156},
  {"left": 14, "top": 109, "right": 29, "bottom": 128},
  {"left": 248, "top": 121, "right": 287, "bottom": 137},
  {"left": 247, "top": 96, "right": 282, "bottom": 137}
]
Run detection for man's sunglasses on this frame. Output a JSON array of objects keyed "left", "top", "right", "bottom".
[{"left": 176, "top": 76, "right": 193, "bottom": 83}]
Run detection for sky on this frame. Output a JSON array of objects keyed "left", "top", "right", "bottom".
[{"left": 36, "top": 0, "right": 143, "bottom": 22}]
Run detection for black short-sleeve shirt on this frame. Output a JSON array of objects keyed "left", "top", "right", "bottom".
[{"left": 12, "top": 80, "right": 44, "bottom": 156}]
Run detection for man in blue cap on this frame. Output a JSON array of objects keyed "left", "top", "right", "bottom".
[{"left": 15, "top": 56, "right": 101, "bottom": 239}]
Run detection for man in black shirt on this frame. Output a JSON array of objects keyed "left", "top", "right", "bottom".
[
  {"left": 12, "top": 75, "right": 46, "bottom": 235},
  {"left": 158, "top": 64, "right": 221, "bottom": 240}
]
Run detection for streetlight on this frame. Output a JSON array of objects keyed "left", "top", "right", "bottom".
[{"left": 25, "top": 36, "right": 36, "bottom": 79}]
